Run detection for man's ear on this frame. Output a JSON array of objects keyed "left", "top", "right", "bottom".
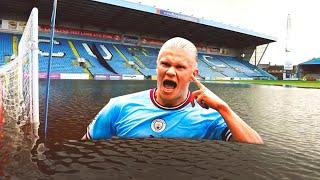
[
  {"left": 190, "top": 69, "right": 199, "bottom": 82},
  {"left": 193, "top": 69, "right": 199, "bottom": 77}
]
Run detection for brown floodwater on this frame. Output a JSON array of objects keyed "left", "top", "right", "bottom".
[{"left": 1, "top": 80, "right": 320, "bottom": 179}]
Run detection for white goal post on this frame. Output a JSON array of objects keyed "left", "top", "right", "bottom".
[{"left": 0, "top": 8, "right": 39, "bottom": 125}]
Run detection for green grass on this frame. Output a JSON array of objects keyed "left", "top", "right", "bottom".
[{"left": 214, "top": 80, "right": 320, "bottom": 88}]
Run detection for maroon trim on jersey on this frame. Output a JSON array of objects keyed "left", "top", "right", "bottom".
[{"left": 149, "top": 88, "right": 191, "bottom": 110}]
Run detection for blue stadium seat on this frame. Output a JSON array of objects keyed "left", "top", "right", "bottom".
[
  {"left": 0, "top": 33, "right": 13, "bottom": 65},
  {"left": 72, "top": 40, "right": 116, "bottom": 75},
  {"left": 120, "top": 45, "right": 158, "bottom": 76},
  {"left": 38, "top": 37, "right": 84, "bottom": 73},
  {"left": 95, "top": 43, "right": 138, "bottom": 75}
]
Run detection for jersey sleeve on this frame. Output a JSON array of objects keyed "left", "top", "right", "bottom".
[
  {"left": 206, "top": 113, "right": 232, "bottom": 141},
  {"left": 86, "top": 98, "right": 119, "bottom": 140}
]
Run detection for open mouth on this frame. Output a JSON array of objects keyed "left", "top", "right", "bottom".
[{"left": 163, "top": 80, "right": 177, "bottom": 89}]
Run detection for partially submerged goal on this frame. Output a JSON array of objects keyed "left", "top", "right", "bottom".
[{"left": 0, "top": 8, "right": 39, "bottom": 125}]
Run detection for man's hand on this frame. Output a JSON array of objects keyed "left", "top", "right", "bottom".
[
  {"left": 190, "top": 75, "right": 263, "bottom": 144},
  {"left": 81, "top": 134, "right": 88, "bottom": 140},
  {"left": 190, "top": 74, "right": 228, "bottom": 111}
]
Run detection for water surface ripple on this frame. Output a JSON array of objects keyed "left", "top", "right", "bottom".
[{"left": 1, "top": 80, "right": 319, "bottom": 179}]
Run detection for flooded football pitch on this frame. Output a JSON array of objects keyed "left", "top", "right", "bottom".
[{"left": 1, "top": 80, "right": 319, "bottom": 179}]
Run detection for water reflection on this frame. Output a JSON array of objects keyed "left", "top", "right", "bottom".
[{"left": 0, "top": 116, "right": 43, "bottom": 179}]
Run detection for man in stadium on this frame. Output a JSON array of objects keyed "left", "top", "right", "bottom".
[{"left": 82, "top": 37, "right": 263, "bottom": 144}]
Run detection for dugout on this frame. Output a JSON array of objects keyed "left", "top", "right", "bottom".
[{"left": 298, "top": 58, "right": 320, "bottom": 81}]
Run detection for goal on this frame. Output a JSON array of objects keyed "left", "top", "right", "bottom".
[{"left": 0, "top": 8, "right": 39, "bottom": 125}]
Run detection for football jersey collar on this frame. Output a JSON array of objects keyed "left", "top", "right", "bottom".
[{"left": 150, "top": 88, "right": 191, "bottom": 110}]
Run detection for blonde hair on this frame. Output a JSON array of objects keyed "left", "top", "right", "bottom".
[{"left": 158, "top": 37, "right": 198, "bottom": 67}]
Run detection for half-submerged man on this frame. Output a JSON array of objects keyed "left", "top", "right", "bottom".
[{"left": 82, "top": 37, "right": 263, "bottom": 144}]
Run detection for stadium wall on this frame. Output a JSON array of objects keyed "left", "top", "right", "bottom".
[{"left": 39, "top": 73, "right": 90, "bottom": 80}]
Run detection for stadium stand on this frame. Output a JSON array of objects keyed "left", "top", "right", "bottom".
[
  {"left": 0, "top": 31, "right": 275, "bottom": 80},
  {"left": 298, "top": 58, "right": 320, "bottom": 80}
]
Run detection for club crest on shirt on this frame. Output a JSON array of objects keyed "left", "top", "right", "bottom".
[{"left": 151, "top": 119, "right": 166, "bottom": 133}]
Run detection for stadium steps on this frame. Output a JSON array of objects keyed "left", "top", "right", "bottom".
[
  {"left": 73, "top": 41, "right": 114, "bottom": 76},
  {"left": 200, "top": 57, "right": 227, "bottom": 77},
  {"left": 209, "top": 56, "right": 244, "bottom": 77},
  {"left": 68, "top": 40, "right": 93, "bottom": 78},
  {"left": 197, "top": 59, "right": 224, "bottom": 79},
  {"left": 112, "top": 45, "right": 143, "bottom": 75},
  {"left": 238, "top": 59, "right": 277, "bottom": 80},
  {"left": 215, "top": 57, "right": 247, "bottom": 77},
  {"left": 122, "top": 46, "right": 157, "bottom": 76},
  {"left": 83, "top": 68, "right": 93, "bottom": 79},
  {"left": 125, "top": 46, "right": 151, "bottom": 71},
  {"left": 133, "top": 56, "right": 147, "bottom": 69},
  {"left": 142, "top": 47, "right": 159, "bottom": 56},
  {"left": 94, "top": 43, "right": 136, "bottom": 75},
  {"left": 68, "top": 40, "right": 80, "bottom": 58},
  {"left": 130, "top": 63, "right": 144, "bottom": 76},
  {"left": 141, "top": 48, "right": 148, "bottom": 56},
  {"left": 89, "top": 43, "right": 118, "bottom": 74},
  {"left": 219, "top": 57, "right": 255, "bottom": 77},
  {"left": 68, "top": 41, "right": 82, "bottom": 67},
  {"left": 12, "top": 36, "right": 18, "bottom": 56},
  {"left": 136, "top": 68, "right": 145, "bottom": 76}
]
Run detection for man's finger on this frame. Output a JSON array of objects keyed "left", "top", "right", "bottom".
[
  {"left": 191, "top": 74, "right": 205, "bottom": 89},
  {"left": 190, "top": 90, "right": 201, "bottom": 107},
  {"left": 191, "top": 98, "right": 195, "bottom": 107},
  {"left": 191, "top": 89, "right": 203, "bottom": 99},
  {"left": 196, "top": 96, "right": 209, "bottom": 109},
  {"left": 191, "top": 89, "right": 202, "bottom": 97},
  {"left": 201, "top": 101, "right": 210, "bottom": 109}
]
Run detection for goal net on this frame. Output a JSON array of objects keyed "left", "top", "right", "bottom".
[{"left": 0, "top": 8, "right": 39, "bottom": 125}]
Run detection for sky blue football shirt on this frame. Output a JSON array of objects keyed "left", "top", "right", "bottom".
[{"left": 86, "top": 88, "right": 232, "bottom": 141}]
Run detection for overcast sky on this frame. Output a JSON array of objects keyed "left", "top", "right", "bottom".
[{"left": 127, "top": 0, "right": 320, "bottom": 65}]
